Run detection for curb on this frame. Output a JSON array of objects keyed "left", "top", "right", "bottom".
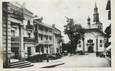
[{"left": 41, "top": 63, "right": 65, "bottom": 68}]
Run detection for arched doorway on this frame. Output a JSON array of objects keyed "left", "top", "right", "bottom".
[
  {"left": 88, "top": 46, "right": 94, "bottom": 53},
  {"left": 87, "top": 39, "right": 94, "bottom": 53}
]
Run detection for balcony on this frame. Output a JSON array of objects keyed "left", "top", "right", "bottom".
[
  {"left": 11, "top": 37, "right": 20, "bottom": 43},
  {"left": 38, "top": 30, "right": 53, "bottom": 36},
  {"left": 38, "top": 40, "right": 53, "bottom": 45},
  {"left": 11, "top": 43, "right": 20, "bottom": 48},
  {"left": 55, "top": 33, "right": 62, "bottom": 37},
  {"left": 11, "top": 37, "right": 20, "bottom": 48},
  {"left": 24, "top": 37, "right": 35, "bottom": 42}
]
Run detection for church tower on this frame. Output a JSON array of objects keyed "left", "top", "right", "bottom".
[
  {"left": 93, "top": 3, "right": 103, "bottom": 31},
  {"left": 93, "top": 3, "right": 99, "bottom": 22}
]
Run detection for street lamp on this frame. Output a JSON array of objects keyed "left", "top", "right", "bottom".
[{"left": 26, "top": 20, "right": 33, "bottom": 38}]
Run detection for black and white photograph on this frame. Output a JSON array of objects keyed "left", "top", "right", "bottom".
[{"left": 1, "top": 0, "right": 113, "bottom": 70}]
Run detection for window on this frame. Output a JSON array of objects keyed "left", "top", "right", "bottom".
[
  {"left": 100, "top": 40, "right": 102, "bottom": 43},
  {"left": 28, "top": 33, "right": 31, "bottom": 38},
  {"left": 45, "top": 28, "right": 48, "bottom": 32},
  {"left": 79, "top": 45, "right": 81, "bottom": 47},
  {"left": 46, "top": 47, "right": 48, "bottom": 53},
  {"left": 11, "top": 25, "right": 17, "bottom": 37},
  {"left": 41, "top": 47, "right": 44, "bottom": 53},
  {"left": 36, "top": 47, "right": 40, "bottom": 52},
  {"left": 87, "top": 39, "right": 93, "bottom": 43},
  {"left": 11, "top": 30, "right": 15, "bottom": 37},
  {"left": 100, "top": 44, "right": 102, "bottom": 47},
  {"left": 46, "top": 36, "right": 48, "bottom": 40},
  {"left": 57, "top": 48, "right": 59, "bottom": 53},
  {"left": 78, "top": 41, "right": 81, "bottom": 44},
  {"left": 49, "top": 36, "right": 52, "bottom": 40},
  {"left": 41, "top": 35, "right": 43, "bottom": 40}
]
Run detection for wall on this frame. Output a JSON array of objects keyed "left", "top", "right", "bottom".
[{"left": 76, "top": 31, "right": 105, "bottom": 52}]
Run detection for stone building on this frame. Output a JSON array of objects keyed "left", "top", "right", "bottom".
[
  {"left": 23, "top": 6, "right": 35, "bottom": 58},
  {"left": 2, "top": 2, "right": 24, "bottom": 67},
  {"left": 76, "top": 3, "right": 106, "bottom": 53}
]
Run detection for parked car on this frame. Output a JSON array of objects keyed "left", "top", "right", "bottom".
[
  {"left": 106, "top": 49, "right": 111, "bottom": 58},
  {"left": 48, "top": 54, "right": 57, "bottom": 60},
  {"left": 26, "top": 54, "right": 44, "bottom": 62},
  {"left": 96, "top": 52, "right": 105, "bottom": 57},
  {"left": 99, "top": 52, "right": 106, "bottom": 57},
  {"left": 48, "top": 53, "right": 62, "bottom": 60},
  {"left": 76, "top": 51, "right": 85, "bottom": 55}
]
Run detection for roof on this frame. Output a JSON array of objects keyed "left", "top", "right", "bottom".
[
  {"left": 106, "top": 0, "right": 111, "bottom": 10},
  {"left": 23, "top": 8, "right": 33, "bottom": 15},
  {"left": 84, "top": 28, "right": 106, "bottom": 36},
  {"left": 52, "top": 26, "right": 63, "bottom": 37},
  {"left": 33, "top": 19, "right": 53, "bottom": 29},
  {"left": 9, "top": 2, "right": 33, "bottom": 17},
  {"left": 53, "top": 27, "right": 61, "bottom": 33}
]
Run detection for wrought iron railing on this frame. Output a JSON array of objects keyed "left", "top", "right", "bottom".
[
  {"left": 24, "top": 37, "right": 35, "bottom": 42},
  {"left": 11, "top": 37, "right": 20, "bottom": 42}
]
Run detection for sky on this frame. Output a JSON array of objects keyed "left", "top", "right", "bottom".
[{"left": 8, "top": 0, "right": 110, "bottom": 43}]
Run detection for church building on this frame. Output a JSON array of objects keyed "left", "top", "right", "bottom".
[{"left": 76, "top": 3, "right": 106, "bottom": 53}]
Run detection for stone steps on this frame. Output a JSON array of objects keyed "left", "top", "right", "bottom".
[{"left": 9, "top": 60, "right": 33, "bottom": 68}]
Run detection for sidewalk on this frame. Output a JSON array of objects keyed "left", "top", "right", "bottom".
[
  {"left": 31, "top": 60, "right": 64, "bottom": 68},
  {"left": 20, "top": 57, "right": 65, "bottom": 69}
]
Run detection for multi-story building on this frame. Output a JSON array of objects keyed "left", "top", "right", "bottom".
[
  {"left": 2, "top": 2, "right": 24, "bottom": 67},
  {"left": 2, "top": 2, "right": 62, "bottom": 67},
  {"left": 52, "top": 24, "right": 62, "bottom": 54},
  {"left": 33, "top": 18, "right": 54, "bottom": 55},
  {"left": 23, "top": 6, "right": 35, "bottom": 58},
  {"left": 2, "top": 2, "right": 35, "bottom": 67}
]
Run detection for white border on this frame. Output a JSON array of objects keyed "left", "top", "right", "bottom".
[{"left": 0, "top": 0, "right": 114, "bottom": 71}]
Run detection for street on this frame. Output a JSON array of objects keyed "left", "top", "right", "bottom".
[
  {"left": 3, "top": 53, "right": 111, "bottom": 71},
  {"left": 54, "top": 53, "right": 111, "bottom": 68}
]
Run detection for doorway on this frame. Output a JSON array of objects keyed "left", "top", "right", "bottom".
[
  {"left": 11, "top": 47, "right": 19, "bottom": 59},
  {"left": 88, "top": 46, "right": 94, "bottom": 53},
  {"left": 27, "top": 47, "right": 31, "bottom": 57}
]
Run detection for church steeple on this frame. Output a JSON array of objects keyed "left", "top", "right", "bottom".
[
  {"left": 93, "top": 3, "right": 99, "bottom": 22},
  {"left": 92, "top": 3, "right": 103, "bottom": 31},
  {"left": 95, "top": 2, "right": 97, "bottom": 9}
]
